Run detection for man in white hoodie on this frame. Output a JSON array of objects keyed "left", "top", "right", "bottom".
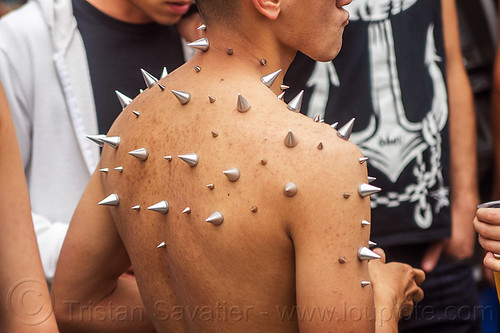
[{"left": 0, "top": 0, "right": 194, "bottom": 282}]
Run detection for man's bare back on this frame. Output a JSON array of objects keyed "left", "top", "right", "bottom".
[{"left": 53, "top": 1, "right": 424, "bottom": 332}]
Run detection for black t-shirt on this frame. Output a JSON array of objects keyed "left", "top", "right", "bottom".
[
  {"left": 285, "top": 0, "right": 451, "bottom": 247},
  {"left": 73, "top": 0, "right": 185, "bottom": 134}
]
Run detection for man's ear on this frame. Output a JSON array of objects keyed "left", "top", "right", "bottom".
[{"left": 251, "top": 0, "right": 281, "bottom": 20}]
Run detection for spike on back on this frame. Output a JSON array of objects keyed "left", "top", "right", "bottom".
[
  {"left": 115, "top": 90, "right": 132, "bottom": 109},
  {"left": 284, "top": 130, "right": 299, "bottom": 148},
  {"left": 129, "top": 148, "right": 149, "bottom": 161},
  {"left": 237, "top": 94, "right": 251, "bottom": 112},
  {"left": 86, "top": 134, "right": 106, "bottom": 147},
  {"left": 223, "top": 168, "right": 240, "bottom": 182},
  {"left": 205, "top": 211, "right": 224, "bottom": 225},
  {"left": 148, "top": 200, "right": 169, "bottom": 214},
  {"left": 141, "top": 68, "right": 159, "bottom": 89},
  {"left": 101, "top": 136, "right": 121, "bottom": 149},
  {"left": 187, "top": 38, "right": 210, "bottom": 51},
  {"left": 284, "top": 182, "right": 298, "bottom": 197},
  {"left": 261, "top": 69, "right": 282, "bottom": 88},
  {"left": 171, "top": 90, "right": 191, "bottom": 105},
  {"left": 178, "top": 153, "right": 199, "bottom": 167},
  {"left": 337, "top": 118, "right": 355, "bottom": 141},
  {"left": 287, "top": 90, "right": 304, "bottom": 112},
  {"left": 358, "top": 183, "right": 382, "bottom": 198},
  {"left": 98, "top": 193, "right": 120, "bottom": 206}
]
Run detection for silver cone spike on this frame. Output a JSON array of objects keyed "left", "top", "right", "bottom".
[
  {"left": 141, "top": 68, "right": 158, "bottom": 89},
  {"left": 187, "top": 37, "right": 209, "bottom": 51},
  {"left": 158, "top": 83, "right": 166, "bottom": 91},
  {"left": 226, "top": 48, "right": 234, "bottom": 55},
  {"left": 281, "top": 85, "right": 290, "bottom": 90},
  {"left": 101, "top": 136, "right": 121, "bottom": 149},
  {"left": 129, "top": 148, "right": 149, "bottom": 161},
  {"left": 284, "top": 130, "right": 299, "bottom": 148},
  {"left": 140, "top": 89, "right": 144, "bottom": 94},
  {"left": 131, "top": 205, "right": 140, "bottom": 211},
  {"left": 359, "top": 157, "right": 369, "bottom": 164},
  {"left": 361, "top": 220, "right": 371, "bottom": 227},
  {"left": 98, "top": 194, "right": 120, "bottom": 206},
  {"left": 86, "top": 134, "right": 106, "bottom": 147},
  {"left": 260, "top": 59, "right": 267, "bottom": 66},
  {"left": 358, "top": 183, "right": 382, "bottom": 198},
  {"left": 284, "top": 182, "right": 298, "bottom": 197},
  {"left": 197, "top": 24, "right": 207, "bottom": 31},
  {"left": 171, "top": 90, "right": 191, "bottom": 105},
  {"left": 343, "top": 192, "right": 351, "bottom": 199},
  {"left": 331, "top": 122, "right": 339, "bottom": 130},
  {"left": 178, "top": 153, "right": 199, "bottom": 167},
  {"left": 358, "top": 247, "right": 381, "bottom": 261},
  {"left": 164, "top": 155, "right": 172, "bottom": 162},
  {"left": 368, "top": 176, "right": 376, "bottom": 183},
  {"left": 261, "top": 69, "right": 282, "bottom": 88},
  {"left": 115, "top": 90, "right": 132, "bottom": 109},
  {"left": 182, "top": 207, "right": 191, "bottom": 214},
  {"left": 361, "top": 281, "right": 371, "bottom": 287},
  {"left": 369, "top": 241, "right": 377, "bottom": 247},
  {"left": 148, "top": 200, "right": 169, "bottom": 214},
  {"left": 194, "top": 65, "right": 201, "bottom": 73},
  {"left": 157, "top": 241, "right": 166, "bottom": 249},
  {"left": 114, "top": 166, "right": 123, "bottom": 172},
  {"left": 207, "top": 183, "right": 215, "bottom": 190},
  {"left": 209, "top": 96, "right": 216, "bottom": 103},
  {"left": 206, "top": 211, "right": 224, "bottom": 225},
  {"left": 251, "top": 206, "right": 258, "bottom": 213},
  {"left": 99, "top": 168, "right": 109, "bottom": 174},
  {"left": 337, "top": 118, "right": 355, "bottom": 141},
  {"left": 287, "top": 90, "right": 304, "bottom": 112},
  {"left": 223, "top": 168, "right": 240, "bottom": 182},
  {"left": 211, "top": 130, "right": 219, "bottom": 138},
  {"left": 161, "top": 67, "right": 168, "bottom": 79},
  {"left": 132, "top": 111, "right": 141, "bottom": 117},
  {"left": 317, "top": 142, "right": 324, "bottom": 150},
  {"left": 237, "top": 94, "right": 251, "bottom": 112},
  {"left": 277, "top": 92, "right": 285, "bottom": 100},
  {"left": 313, "top": 114, "right": 321, "bottom": 122}
]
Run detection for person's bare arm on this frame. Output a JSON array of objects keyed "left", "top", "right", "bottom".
[
  {"left": 0, "top": 83, "right": 58, "bottom": 332},
  {"left": 492, "top": 5, "right": 500, "bottom": 201},
  {"left": 52, "top": 170, "right": 155, "bottom": 333},
  {"left": 421, "top": 0, "right": 478, "bottom": 272}
]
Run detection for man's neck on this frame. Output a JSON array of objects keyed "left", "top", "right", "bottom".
[{"left": 86, "top": 0, "right": 152, "bottom": 24}]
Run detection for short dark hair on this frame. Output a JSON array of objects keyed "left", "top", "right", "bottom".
[{"left": 195, "top": 0, "right": 239, "bottom": 26}]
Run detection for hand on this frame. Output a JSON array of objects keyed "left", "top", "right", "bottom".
[
  {"left": 369, "top": 248, "right": 425, "bottom": 320},
  {"left": 421, "top": 198, "right": 477, "bottom": 272},
  {"left": 474, "top": 208, "right": 500, "bottom": 272}
]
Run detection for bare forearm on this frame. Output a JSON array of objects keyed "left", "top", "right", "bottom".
[{"left": 491, "top": 50, "right": 500, "bottom": 199}]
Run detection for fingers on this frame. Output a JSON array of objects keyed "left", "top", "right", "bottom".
[
  {"left": 477, "top": 207, "right": 500, "bottom": 225},
  {"left": 412, "top": 268, "right": 426, "bottom": 285},
  {"left": 478, "top": 235, "right": 500, "bottom": 254},
  {"left": 484, "top": 252, "right": 500, "bottom": 272},
  {"left": 372, "top": 247, "right": 386, "bottom": 263},
  {"left": 475, "top": 219, "right": 500, "bottom": 242}
]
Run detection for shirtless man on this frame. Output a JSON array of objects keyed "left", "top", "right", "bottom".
[{"left": 53, "top": 0, "right": 424, "bottom": 331}]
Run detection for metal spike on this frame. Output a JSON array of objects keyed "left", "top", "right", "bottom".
[
  {"left": 207, "top": 183, "right": 215, "bottom": 190},
  {"left": 178, "top": 153, "right": 199, "bottom": 167},
  {"left": 261, "top": 69, "right": 282, "bottom": 88},
  {"left": 158, "top": 83, "right": 166, "bottom": 91},
  {"left": 226, "top": 48, "right": 234, "bottom": 55},
  {"left": 313, "top": 114, "right": 321, "bottom": 122},
  {"left": 147, "top": 200, "right": 169, "bottom": 214},
  {"left": 182, "top": 207, "right": 191, "bottom": 214},
  {"left": 132, "top": 111, "right": 141, "bottom": 117},
  {"left": 101, "top": 136, "right": 121, "bottom": 149},
  {"left": 171, "top": 90, "right": 191, "bottom": 105},
  {"left": 129, "top": 148, "right": 149, "bottom": 161},
  {"left": 237, "top": 94, "right": 251, "bottom": 112},
  {"left": 317, "top": 142, "right": 324, "bottom": 150},
  {"left": 287, "top": 90, "right": 304, "bottom": 112},
  {"left": 361, "top": 281, "right": 371, "bottom": 287},
  {"left": 358, "top": 183, "right": 382, "bottom": 198},
  {"left": 114, "top": 166, "right": 123, "bottom": 172},
  {"left": 338, "top": 257, "right": 347, "bottom": 264},
  {"left": 157, "top": 241, "right": 166, "bottom": 249},
  {"left": 194, "top": 65, "right": 201, "bottom": 73},
  {"left": 139, "top": 89, "right": 144, "bottom": 94},
  {"left": 141, "top": 68, "right": 158, "bottom": 89},
  {"left": 223, "top": 168, "right": 240, "bottom": 182},
  {"left": 99, "top": 168, "right": 109, "bottom": 174},
  {"left": 164, "top": 156, "right": 172, "bottom": 162},
  {"left": 86, "top": 134, "right": 106, "bottom": 147},
  {"left": 369, "top": 241, "right": 377, "bottom": 247},
  {"left": 161, "top": 67, "right": 168, "bottom": 79},
  {"left": 209, "top": 96, "right": 216, "bottom": 103},
  {"left": 98, "top": 193, "right": 120, "bottom": 206},
  {"left": 131, "top": 205, "right": 141, "bottom": 211},
  {"left": 281, "top": 85, "right": 290, "bottom": 90},
  {"left": 260, "top": 59, "right": 267, "bottom": 66},
  {"left": 331, "top": 122, "right": 339, "bottom": 130},
  {"left": 251, "top": 206, "right": 258, "bottom": 213},
  {"left": 205, "top": 211, "right": 224, "bottom": 225},
  {"left": 368, "top": 176, "right": 376, "bottom": 183},
  {"left": 277, "top": 92, "right": 285, "bottom": 100},
  {"left": 211, "top": 130, "right": 219, "bottom": 138},
  {"left": 361, "top": 220, "right": 371, "bottom": 227},
  {"left": 343, "top": 192, "right": 351, "bottom": 199},
  {"left": 359, "top": 157, "right": 369, "bottom": 164},
  {"left": 358, "top": 247, "right": 381, "bottom": 261},
  {"left": 284, "top": 182, "right": 298, "bottom": 197},
  {"left": 261, "top": 159, "right": 268, "bottom": 165},
  {"left": 187, "top": 37, "right": 209, "bottom": 51},
  {"left": 115, "top": 90, "right": 132, "bottom": 109},
  {"left": 197, "top": 24, "right": 207, "bottom": 31},
  {"left": 337, "top": 118, "right": 355, "bottom": 141},
  {"left": 284, "top": 130, "right": 299, "bottom": 148}
]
